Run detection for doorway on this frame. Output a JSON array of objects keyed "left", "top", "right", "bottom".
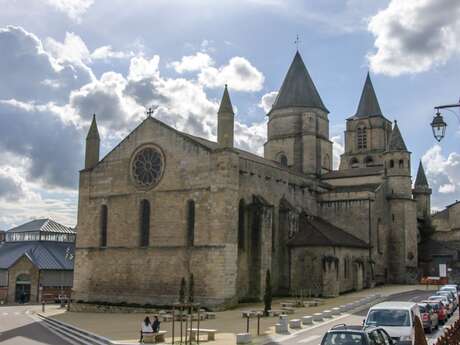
[{"left": 15, "top": 274, "right": 31, "bottom": 303}]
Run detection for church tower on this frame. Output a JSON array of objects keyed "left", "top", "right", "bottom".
[
  {"left": 413, "top": 161, "right": 432, "bottom": 218},
  {"left": 217, "top": 85, "right": 234, "bottom": 148},
  {"left": 85, "top": 114, "right": 100, "bottom": 169},
  {"left": 264, "top": 51, "right": 332, "bottom": 175},
  {"left": 384, "top": 122, "right": 418, "bottom": 283},
  {"left": 340, "top": 73, "right": 392, "bottom": 169}
]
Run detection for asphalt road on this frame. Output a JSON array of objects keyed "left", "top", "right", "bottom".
[
  {"left": 269, "top": 289, "right": 458, "bottom": 345},
  {"left": 0, "top": 304, "right": 73, "bottom": 345}
]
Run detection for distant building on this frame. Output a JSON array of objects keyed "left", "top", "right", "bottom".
[
  {"left": 0, "top": 230, "right": 5, "bottom": 243},
  {"left": 420, "top": 201, "right": 460, "bottom": 282},
  {"left": 0, "top": 219, "right": 75, "bottom": 304}
]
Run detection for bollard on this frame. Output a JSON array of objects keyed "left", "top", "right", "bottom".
[{"left": 42, "top": 300, "right": 45, "bottom": 313}]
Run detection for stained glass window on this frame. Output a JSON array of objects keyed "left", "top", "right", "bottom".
[{"left": 132, "top": 147, "right": 163, "bottom": 188}]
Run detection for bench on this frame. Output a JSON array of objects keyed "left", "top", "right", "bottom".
[
  {"left": 141, "top": 330, "right": 167, "bottom": 343},
  {"left": 268, "top": 309, "right": 283, "bottom": 316},
  {"left": 188, "top": 328, "right": 217, "bottom": 341},
  {"left": 206, "top": 312, "right": 216, "bottom": 319},
  {"left": 280, "top": 302, "right": 294, "bottom": 308}
]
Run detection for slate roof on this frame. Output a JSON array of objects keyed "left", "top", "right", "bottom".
[
  {"left": 388, "top": 121, "right": 408, "bottom": 151},
  {"left": 218, "top": 85, "right": 234, "bottom": 114},
  {"left": 0, "top": 241, "right": 75, "bottom": 270},
  {"left": 419, "top": 239, "right": 460, "bottom": 259},
  {"left": 415, "top": 161, "right": 429, "bottom": 187},
  {"left": 321, "top": 166, "right": 383, "bottom": 180},
  {"left": 7, "top": 219, "right": 75, "bottom": 234},
  {"left": 270, "top": 51, "right": 328, "bottom": 113},
  {"left": 350, "top": 73, "right": 383, "bottom": 119},
  {"left": 86, "top": 114, "right": 100, "bottom": 140},
  {"left": 288, "top": 216, "right": 368, "bottom": 248}
]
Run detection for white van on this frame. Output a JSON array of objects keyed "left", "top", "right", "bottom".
[{"left": 364, "top": 301, "right": 421, "bottom": 345}]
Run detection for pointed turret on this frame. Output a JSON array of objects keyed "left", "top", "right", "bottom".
[
  {"left": 217, "top": 85, "right": 234, "bottom": 148},
  {"left": 415, "top": 161, "right": 429, "bottom": 187},
  {"left": 270, "top": 51, "right": 328, "bottom": 113},
  {"left": 388, "top": 121, "right": 407, "bottom": 151},
  {"left": 85, "top": 114, "right": 100, "bottom": 169},
  {"left": 353, "top": 72, "right": 383, "bottom": 118}
]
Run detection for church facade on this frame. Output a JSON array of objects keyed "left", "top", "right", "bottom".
[{"left": 73, "top": 52, "right": 430, "bottom": 308}]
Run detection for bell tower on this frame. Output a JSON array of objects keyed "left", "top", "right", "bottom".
[{"left": 264, "top": 52, "right": 332, "bottom": 175}]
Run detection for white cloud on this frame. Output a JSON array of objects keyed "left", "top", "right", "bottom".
[
  {"left": 91, "top": 46, "right": 134, "bottom": 60},
  {"left": 422, "top": 144, "right": 460, "bottom": 207},
  {"left": 331, "top": 135, "right": 345, "bottom": 170},
  {"left": 258, "top": 91, "right": 278, "bottom": 113},
  {"left": 45, "top": 0, "right": 94, "bottom": 21},
  {"left": 199, "top": 56, "right": 265, "bottom": 92},
  {"left": 45, "top": 32, "right": 91, "bottom": 64},
  {"left": 367, "top": 0, "right": 460, "bottom": 76},
  {"left": 170, "top": 52, "right": 214, "bottom": 73},
  {"left": 128, "top": 55, "right": 161, "bottom": 81}
]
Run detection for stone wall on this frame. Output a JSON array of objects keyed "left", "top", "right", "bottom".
[
  {"left": 7, "top": 256, "right": 39, "bottom": 303},
  {"left": 289, "top": 246, "right": 368, "bottom": 297}
]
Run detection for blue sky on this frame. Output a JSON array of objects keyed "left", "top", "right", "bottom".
[{"left": 0, "top": 0, "right": 459, "bottom": 229}]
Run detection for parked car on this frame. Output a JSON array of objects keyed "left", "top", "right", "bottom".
[
  {"left": 417, "top": 302, "right": 439, "bottom": 333},
  {"left": 364, "top": 301, "right": 421, "bottom": 345},
  {"left": 439, "top": 286, "right": 459, "bottom": 305},
  {"left": 422, "top": 300, "right": 448, "bottom": 325},
  {"left": 435, "top": 291, "right": 457, "bottom": 309},
  {"left": 428, "top": 295, "right": 453, "bottom": 317},
  {"left": 320, "top": 324, "right": 396, "bottom": 345}
]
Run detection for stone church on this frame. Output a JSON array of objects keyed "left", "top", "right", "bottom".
[{"left": 73, "top": 52, "right": 430, "bottom": 308}]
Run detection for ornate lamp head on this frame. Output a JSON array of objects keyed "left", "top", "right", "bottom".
[{"left": 431, "top": 110, "right": 447, "bottom": 142}]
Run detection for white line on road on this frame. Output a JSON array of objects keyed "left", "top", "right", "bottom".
[
  {"left": 298, "top": 335, "right": 321, "bottom": 343},
  {"left": 2, "top": 312, "right": 7, "bottom": 316},
  {"left": 14, "top": 312, "right": 19, "bottom": 315}
]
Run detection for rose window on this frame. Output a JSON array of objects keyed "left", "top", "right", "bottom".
[{"left": 131, "top": 147, "right": 163, "bottom": 188}]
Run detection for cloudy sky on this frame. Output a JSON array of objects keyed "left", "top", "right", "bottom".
[{"left": 0, "top": 0, "right": 459, "bottom": 229}]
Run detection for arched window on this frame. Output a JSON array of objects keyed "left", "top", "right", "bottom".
[
  {"left": 364, "top": 156, "right": 373, "bottom": 166},
  {"left": 350, "top": 157, "right": 359, "bottom": 168},
  {"left": 186, "top": 200, "right": 195, "bottom": 247},
  {"left": 357, "top": 126, "right": 367, "bottom": 150},
  {"left": 100, "top": 205, "right": 108, "bottom": 248},
  {"left": 139, "top": 199, "right": 150, "bottom": 247},
  {"left": 399, "top": 159, "right": 404, "bottom": 168},
  {"left": 390, "top": 160, "right": 394, "bottom": 168},
  {"left": 279, "top": 154, "right": 288, "bottom": 167},
  {"left": 238, "top": 199, "right": 245, "bottom": 250}
]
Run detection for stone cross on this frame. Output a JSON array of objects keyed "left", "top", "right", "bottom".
[{"left": 294, "top": 34, "right": 301, "bottom": 50}]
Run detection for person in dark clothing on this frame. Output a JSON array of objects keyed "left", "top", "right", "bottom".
[{"left": 152, "top": 315, "right": 161, "bottom": 333}]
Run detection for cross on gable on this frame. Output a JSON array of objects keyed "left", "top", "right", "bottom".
[
  {"left": 146, "top": 107, "right": 154, "bottom": 117},
  {"left": 294, "top": 34, "right": 301, "bottom": 50}
]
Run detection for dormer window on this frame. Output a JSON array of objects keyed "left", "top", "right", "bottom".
[{"left": 357, "top": 126, "right": 367, "bottom": 150}]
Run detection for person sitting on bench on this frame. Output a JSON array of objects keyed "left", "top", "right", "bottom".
[
  {"left": 152, "top": 315, "right": 161, "bottom": 333},
  {"left": 140, "top": 316, "right": 153, "bottom": 342}
]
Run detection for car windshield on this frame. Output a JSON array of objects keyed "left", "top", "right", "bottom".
[
  {"left": 323, "top": 332, "right": 364, "bottom": 345},
  {"left": 366, "top": 309, "right": 411, "bottom": 327},
  {"left": 419, "top": 305, "right": 427, "bottom": 313}
]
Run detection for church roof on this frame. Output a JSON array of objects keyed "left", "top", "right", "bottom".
[
  {"left": 388, "top": 121, "right": 407, "bottom": 151},
  {"left": 350, "top": 73, "right": 383, "bottom": 119},
  {"left": 0, "top": 241, "right": 75, "bottom": 270},
  {"left": 270, "top": 51, "right": 328, "bottom": 113},
  {"left": 86, "top": 114, "right": 100, "bottom": 140},
  {"left": 7, "top": 219, "right": 75, "bottom": 234},
  {"left": 321, "top": 166, "right": 383, "bottom": 180},
  {"left": 218, "top": 85, "right": 234, "bottom": 114},
  {"left": 288, "top": 215, "right": 368, "bottom": 248},
  {"left": 415, "top": 161, "right": 429, "bottom": 187}
]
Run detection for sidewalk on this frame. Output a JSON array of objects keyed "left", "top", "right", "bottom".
[{"left": 44, "top": 285, "right": 436, "bottom": 345}]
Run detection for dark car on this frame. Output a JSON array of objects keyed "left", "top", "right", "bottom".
[{"left": 320, "top": 324, "right": 396, "bottom": 345}]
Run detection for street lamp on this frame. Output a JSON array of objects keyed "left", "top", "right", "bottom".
[{"left": 431, "top": 98, "right": 460, "bottom": 142}]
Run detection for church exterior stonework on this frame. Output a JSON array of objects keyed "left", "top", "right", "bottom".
[{"left": 73, "top": 52, "right": 429, "bottom": 309}]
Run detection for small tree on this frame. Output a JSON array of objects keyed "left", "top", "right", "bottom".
[
  {"left": 179, "top": 277, "right": 186, "bottom": 303},
  {"left": 188, "top": 273, "right": 194, "bottom": 304},
  {"left": 263, "top": 269, "right": 272, "bottom": 316}
]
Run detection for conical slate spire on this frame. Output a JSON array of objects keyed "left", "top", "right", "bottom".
[
  {"left": 354, "top": 72, "right": 383, "bottom": 118},
  {"left": 218, "top": 84, "right": 234, "bottom": 114},
  {"left": 388, "top": 121, "right": 407, "bottom": 151},
  {"left": 415, "top": 161, "right": 429, "bottom": 187},
  {"left": 86, "top": 114, "right": 100, "bottom": 140},
  {"left": 270, "top": 51, "right": 328, "bottom": 113}
]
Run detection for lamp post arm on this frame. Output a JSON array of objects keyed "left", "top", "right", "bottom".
[{"left": 435, "top": 103, "right": 460, "bottom": 110}]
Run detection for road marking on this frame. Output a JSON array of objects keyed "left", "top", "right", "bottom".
[
  {"left": 14, "top": 312, "right": 19, "bottom": 315},
  {"left": 298, "top": 335, "right": 321, "bottom": 343},
  {"left": 2, "top": 312, "right": 7, "bottom": 316}
]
